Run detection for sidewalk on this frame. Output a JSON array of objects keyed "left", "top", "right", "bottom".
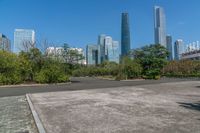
[{"left": 0, "top": 96, "right": 38, "bottom": 133}]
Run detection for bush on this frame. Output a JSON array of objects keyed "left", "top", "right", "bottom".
[
  {"left": 35, "top": 60, "right": 70, "bottom": 83},
  {"left": 162, "top": 60, "right": 200, "bottom": 77},
  {"left": 120, "top": 57, "right": 143, "bottom": 79},
  {"left": 0, "top": 51, "right": 22, "bottom": 85}
]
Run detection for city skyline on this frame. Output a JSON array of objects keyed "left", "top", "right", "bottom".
[{"left": 1, "top": 0, "right": 200, "bottom": 50}]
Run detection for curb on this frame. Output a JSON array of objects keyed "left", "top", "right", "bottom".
[
  {"left": 0, "top": 82, "right": 71, "bottom": 88},
  {"left": 26, "top": 94, "right": 46, "bottom": 133}
]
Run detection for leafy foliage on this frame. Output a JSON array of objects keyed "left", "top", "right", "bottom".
[
  {"left": 35, "top": 59, "right": 69, "bottom": 83},
  {"left": 0, "top": 48, "right": 70, "bottom": 85},
  {"left": 134, "top": 44, "right": 169, "bottom": 79},
  {"left": 0, "top": 51, "right": 22, "bottom": 85}
]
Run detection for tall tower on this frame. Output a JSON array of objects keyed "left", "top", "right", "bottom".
[
  {"left": 166, "top": 35, "right": 173, "bottom": 60},
  {"left": 98, "top": 34, "right": 106, "bottom": 63},
  {"left": 174, "top": 39, "right": 184, "bottom": 60},
  {"left": 121, "top": 13, "right": 131, "bottom": 57},
  {"left": 154, "top": 6, "right": 166, "bottom": 47}
]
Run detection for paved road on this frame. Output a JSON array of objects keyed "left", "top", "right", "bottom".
[{"left": 0, "top": 77, "right": 199, "bottom": 97}]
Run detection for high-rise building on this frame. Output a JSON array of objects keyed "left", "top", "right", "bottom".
[
  {"left": 108, "top": 41, "right": 120, "bottom": 63},
  {"left": 166, "top": 35, "right": 173, "bottom": 60},
  {"left": 98, "top": 34, "right": 106, "bottom": 63},
  {"left": 174, "top": 39, "right": 184, "bottom": 60},
  {"left": 86, "top": 34, "right": 120, "bottom": 65},
  {"left": 121, "top": 13, "right": 131, "bottom": 57},
  {"left": 154, "top": 6, "right": 166, "bottom": 47},
  {"left": 86, "top": 44, "right": 100, "bottom": 65},
  {"left": 14, "top": 29, "right": 35, "bottom": 53},
  {"left": 104, "top": 36, "right": 113, "bottom": 60},
  {"left": 0, "top": 33, "right": 11, "bottom": 51}
]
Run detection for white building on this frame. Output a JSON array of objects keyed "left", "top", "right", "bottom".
[
  {"left": 182, "top": 41, "right": 200, "bottom": 60},
  {"left": 46, "top": 46, "right": 86, "bottom": 64},
  {"left": 14, "top": 29, "right": 35, "bottom": 53}
]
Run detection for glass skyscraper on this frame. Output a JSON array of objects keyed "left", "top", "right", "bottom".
[
  {"left": 104, "top": 36, "right": 113, "bottom": 60},
  {"left": 174, "top": 39, "right": 184, "bottom": 60},
  {"left": 14, "top": 29, "right": 35, "bottom": 53},
  {"left": 108, "top": 41, "right": 120, "bottom": 63},
  {"left": 166, "top": 35, "right": 173, "bottom": 60},
  {"left": 154, "top": 6, "right": 166, "bottom": 47},
  {"left": 98, "top": 34, "right": 106, "bottom": 63},
  {"left": 0, "top": 33, "right": 11, "bottom": 51},
  {"left": 86, "top": 34, "right": 120, "bottom": 65},
  {"left": 86, "top": 44, "right": 100, "bottom": 65},
  {"left": 121, "top": 13, "right": 131, "bottom": 57}
]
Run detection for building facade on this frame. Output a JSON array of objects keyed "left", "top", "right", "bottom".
[
  {"left": 166, "top": 35, "right": 173, "bottom": 60},
  {"left": 154, "top": 6, "right": 167, "bottom": 47},
  {"left": 108, "top": 41, "right": 120, "bottom": 63},
  {"left": 121, "top": 13, "right": 131, "bottom": 57},
  {"left": 14, "top": 29, "right": 35, "bottom": 53},
  {"left": 98, "top": 34, "right": 106, "bottom": 63},
  {"left": 174, "top": 39, "right": 184, "bottom": 60},
  {"left": 46, "top": 46, "right": 86, "bottom": 64},
  {"left": 87, "top": 34, "right": 120, "bottom": 65},
  {"left": 86, "top": 44, "right": 100, "bottom": 65},
  {"left": 182, "top": 41, "right": 200, "bottom": 60},
  {"left": 0, "top": 33, "right": 11, "bottom": 51},
  {"left": 104, "top": 36, "right": 113, "bottom": 60}
]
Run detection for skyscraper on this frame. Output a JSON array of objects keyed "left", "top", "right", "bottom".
[
  {"left": 166, "top": 35, "right": 173, "bottom": 60},
  {"left": 0, "top": 33, "right": 11, "bottom": 51},
  {"left": 108, "top": 41, "right": 120, "bottom": 63},
  {"left": 86, "top": 44, "right": 99, "bottom": 65},
  {"left": 174, "top": 39, "right": 184, "bottom": 60},
  {"left": 104, "top": 36, "right": 113, "bottom": 60},
  {"left": 86, "top": 34, "right": 120, "bottom": 65},
  {"left": 121, "top": 13, "right": 131, "bottom": 57},
  {"left": 14, "top": 29, "right": 35, "bottom": 53},
  {"left": 98, "top": 34, "right": 106, "bottom": 63},
  {"left": 154, "top": 6, "right": 166, "bottom": 47}
]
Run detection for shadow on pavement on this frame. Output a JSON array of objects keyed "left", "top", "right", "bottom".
[{"left": 178, "top": 102, "right": 200, "bottom": 112}]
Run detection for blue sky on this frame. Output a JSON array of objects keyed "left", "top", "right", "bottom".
[{"left": 0, "top": 0, "right": 200, "bottom": 50}]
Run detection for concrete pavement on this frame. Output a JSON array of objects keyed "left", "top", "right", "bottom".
[
  {"left": 27, "top": 81, "right": 200, "bottom": 133},
  {"left": 0, "top": 96, "right": 38, "bottom": 133}
]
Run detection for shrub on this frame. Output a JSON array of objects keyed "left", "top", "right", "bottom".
[
  {"left": 162, "top": 60, "right": 200, "bottom": 77},
  {"left": 0, "top": 51, "right": 22, "bottom": 85},
  {"left": 35, "top": 59, "right": 70, "bottom": 83}
]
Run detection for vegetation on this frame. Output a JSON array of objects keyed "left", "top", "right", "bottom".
[
  {"left": 1, "top": 43, "right": 199, "bottom": 85},
  {"left": 134, "top": 44, "right": 169, "bottom": 79},
  {"left": 162, "top": 60, "right": 200, "bottom": 77},
  {"left": 0, "top": 48, "right": 70, "bottom": 85}
]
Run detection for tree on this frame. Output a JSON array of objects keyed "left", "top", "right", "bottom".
[
  {"left": 19, "top": 48, "right": 44, "bottom": 80},
  {"left": 134, "top": 44, "right": 169, "bottom": 79},
  {"left": 62, "top": 43, "right": 84, "bottom": 65}
]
